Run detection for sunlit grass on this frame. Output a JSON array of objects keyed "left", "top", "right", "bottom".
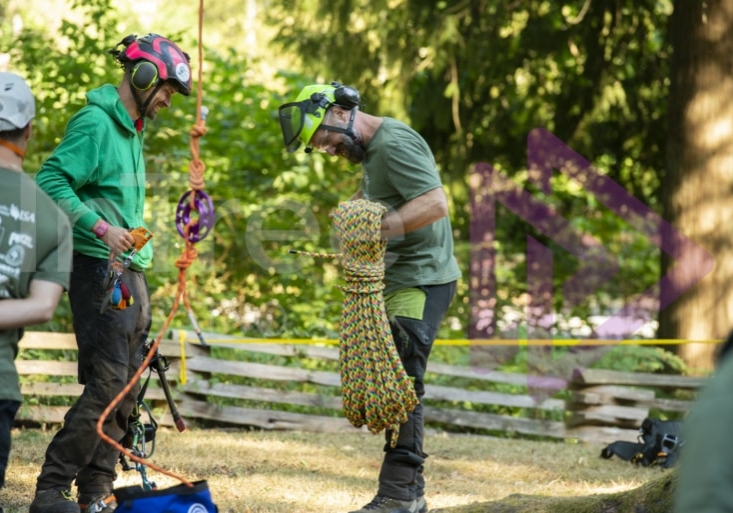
[{"left": 2, "top": 428, "right": 661, "bottom": 513}]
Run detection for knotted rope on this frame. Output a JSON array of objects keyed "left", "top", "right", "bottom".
[{"left": 331, "top": 199, "right": 419, "bottom": 447}]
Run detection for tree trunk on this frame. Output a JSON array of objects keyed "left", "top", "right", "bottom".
[
  {"left": 433, "top": 469, "right": 675, "bottom": 513},
  {"left": 659, "top": 0, "right": 733, "bottom": 371}
]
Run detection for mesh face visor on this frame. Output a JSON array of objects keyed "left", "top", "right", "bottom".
[{"left": 278, "top": 101, "right": 307, "bottom": 153}]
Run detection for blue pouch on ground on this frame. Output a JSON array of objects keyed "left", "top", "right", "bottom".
[{"left": 114, "top": 480, "right": 218, "bottom": 512}]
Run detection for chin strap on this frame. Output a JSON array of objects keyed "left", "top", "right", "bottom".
[
  {"left": 329, "top": 108, "right": 359, "bottom": 140},
  {"left": 130, "top": 80, "right": 164, "bottom": 123},
  {"left": 307, "top": 108, "right": 361, "bottom": 153},
  {"left": 0, "top": 137, "right": 25, "bottom": 158}
]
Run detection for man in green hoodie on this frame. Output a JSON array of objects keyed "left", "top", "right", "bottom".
[{"left": 31, "top": 34, "right": 192, "bottom": 513}]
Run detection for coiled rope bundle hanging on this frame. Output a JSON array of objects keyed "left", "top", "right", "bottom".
[{"left": 331, "top": 199, "right": 419, "bottom": 447}]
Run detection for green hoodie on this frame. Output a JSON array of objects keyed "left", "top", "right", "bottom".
[{"left": 35, "top": 84, "right": 152, "bottom": 271}]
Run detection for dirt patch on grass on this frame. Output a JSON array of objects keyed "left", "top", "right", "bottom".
[{"left": 2, "top": 428, "right": 664, "bottom": 512}]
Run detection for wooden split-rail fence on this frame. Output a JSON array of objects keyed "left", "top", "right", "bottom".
[{"left": 16, "top": 331, "right": 709, "bottom": 445}]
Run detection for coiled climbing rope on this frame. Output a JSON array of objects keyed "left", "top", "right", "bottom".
[{"left": 331, "top": 199, "right": 419, "bottom": 447}]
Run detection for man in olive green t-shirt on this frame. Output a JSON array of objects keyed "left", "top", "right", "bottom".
[
  {"left": 279, "top": 82, "right": 461, "bottom": 513},
  {"left": 0, "top": 72, "right": 72, "bottom": 503}
]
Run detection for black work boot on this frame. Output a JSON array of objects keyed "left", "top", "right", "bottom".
[
  {"left": 349, "top": 494, "right": 427, "bottom": 513},
  {"left": 29, "top": 489, "right": 81, "bottom": 513}
]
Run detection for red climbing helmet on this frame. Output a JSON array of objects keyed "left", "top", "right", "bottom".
[{"left": 112, "top": 34, "right": 192, "bottom": 96}]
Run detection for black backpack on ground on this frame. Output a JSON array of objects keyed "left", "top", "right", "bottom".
[{"left": 600, "top": 417, "right": 683, "bottom": 468}]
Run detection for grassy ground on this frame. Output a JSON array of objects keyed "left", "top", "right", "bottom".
[{"left": 1, "top": 427, "right": 664, "bottom": 513}]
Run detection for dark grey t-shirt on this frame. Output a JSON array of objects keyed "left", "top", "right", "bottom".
[{"left": 360, "top": 117, "right": 461, "bottom": 295}]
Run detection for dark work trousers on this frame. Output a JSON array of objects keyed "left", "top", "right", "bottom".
[
  {"left": 377, "top": 280, "right": 457, "bottom": 501},
  {"left": 36, "top": 253, "right": 151, "bottom": 496},
  {"left": 0, "top": 400, "right": 20, "bottom": 488}
]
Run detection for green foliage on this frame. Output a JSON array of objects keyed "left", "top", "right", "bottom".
[
  {"left": 1, "top": 2, "right": 359, "bottom": 340},
  {"left": 140, "top": 45, "right": 368, "bottom": 339},
  {"left": 5, "top": 0, "right": 703, "bottom": 441},
  {"left": 4, "top": 0, "right": 124, "bottom": 173},
  {"left": 267, "top": 0, "right": 671, "bottom": 202},
  {"left": 266, "top": 0, "right": 672, "bottom": 342},
  {"left": 593, "top": 344, "right": 687, "bottom": 374},
  {"left": 5, "top": 0, "right": 682, "bottom": 363}
]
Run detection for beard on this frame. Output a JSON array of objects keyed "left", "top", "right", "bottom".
[
  {"left": 145, "top": 103, "right": 162, "bottom": 120},
  {"left": 335, "top": 136, "right": 366, "bottom": 164}
]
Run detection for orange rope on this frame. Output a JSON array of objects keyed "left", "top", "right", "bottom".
[
  {"left": 188, "top": 0, "right": 207, "bottom": 193},
  {"left": 96, "top": 0, "right": 207, "bottom": 489}
]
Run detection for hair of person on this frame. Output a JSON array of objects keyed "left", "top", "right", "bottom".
[{"left": 0, "top": 126, "right": 26, "bottom": 144}]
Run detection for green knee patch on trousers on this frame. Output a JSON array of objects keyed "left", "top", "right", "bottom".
[{"left": 384, "top": 288, "right": 426, "bottom": 320}]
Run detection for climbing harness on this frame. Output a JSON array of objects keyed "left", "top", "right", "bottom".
[
  {"left": 119, "top": 340, "right": 185, "bottom": 490},
  {"left": 95, "top": 0, "right": 218, "bottom": 509},
  {"left": 120, "top": 398, "right": 157, "bottom": 491},
  {"left": 293, "top": 199, "right": 419, "bottom": 447}
]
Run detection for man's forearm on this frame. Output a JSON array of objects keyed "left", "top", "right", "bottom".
[
  {"left": 381, "top": 187, "right": 448, "bottom": 238},
  {"left": 0, "top": 280, "right": 64, "bottom": 329}
]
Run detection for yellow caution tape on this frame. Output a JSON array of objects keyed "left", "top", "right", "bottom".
[{"left": 175, "top": 336, "right": 723, "bottom": 347}]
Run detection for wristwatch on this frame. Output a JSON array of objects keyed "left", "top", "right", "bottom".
[{"left": 93, "top": 220, "right": 109, "bottom": 238}]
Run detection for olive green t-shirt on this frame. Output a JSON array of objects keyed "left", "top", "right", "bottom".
[
  {"left": 0, "top": 168, "right": 73, "bottom": 402},
  {"left": 360, "top": 117, "right": 461, "bottom": 296}
]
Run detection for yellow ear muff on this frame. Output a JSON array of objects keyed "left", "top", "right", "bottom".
[{"left": 131, "top": 61, "right": 158, "bottom": 90}]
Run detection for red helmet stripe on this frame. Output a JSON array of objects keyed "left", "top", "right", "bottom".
[{"left": 125, "top": 43, "right": 171, "bottom": 80}]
